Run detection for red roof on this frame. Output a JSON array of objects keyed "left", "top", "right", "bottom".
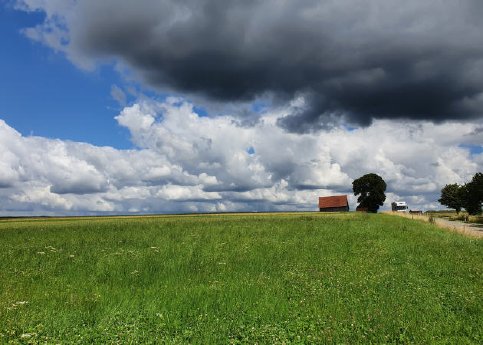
[{"left": 318, "top": 195, "right": 348, "bottom": 208}]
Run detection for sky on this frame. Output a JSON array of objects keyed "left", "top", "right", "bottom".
[{"left": 0, "top": 0, "right": 482, "bottom": 216}]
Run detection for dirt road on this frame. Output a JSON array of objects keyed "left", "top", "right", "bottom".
[{"left": 384, "top": 211, "right": 483, "bottom": 238}]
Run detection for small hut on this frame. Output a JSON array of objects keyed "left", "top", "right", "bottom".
[{"left": 318, "top": 195, "right": 349, "bottom": 212}]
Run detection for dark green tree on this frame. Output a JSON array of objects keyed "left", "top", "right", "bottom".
[
  {"left": 461, "top": 172, "right": 483, "bottom": 215},
  {"left": 352, "top": 173, "right": 386, "bottom": 213},
  {"left": 438, "top": 183, "right": 464, "bottom": 214},
  {"left": 470, "top": 172, "right": 483, "bottom": 202}
]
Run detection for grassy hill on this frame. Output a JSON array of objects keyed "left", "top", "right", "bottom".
[{"left": 0, "top": 213, "right": 481, "bottom": 343}]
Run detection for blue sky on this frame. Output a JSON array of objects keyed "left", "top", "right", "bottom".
[
  {"left": 0, "top": 5, "right": 132, "bottom": 148},
  {"left": 0, "top": 1, "right": 481, "bottom": 216}
]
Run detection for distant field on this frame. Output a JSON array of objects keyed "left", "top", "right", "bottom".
[
  {"left": 425, "top": 210, "right": 458, "bottom": 217},
  {"left": 1, "top": 213, "right": 481, "bottom": 343},
  {"left": 425, "top": 210, "right": 483, "bottom": 224}
]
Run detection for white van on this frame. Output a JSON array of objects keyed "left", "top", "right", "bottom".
[{"left": 391, "top": 201, "right": 408, "bottom": 212}]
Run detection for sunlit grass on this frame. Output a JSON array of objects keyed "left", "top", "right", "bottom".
[{"left": 0, "top": 213, "right": 481, "bottom": 343}]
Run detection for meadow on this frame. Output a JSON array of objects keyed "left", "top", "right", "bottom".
[{"left": 0, "top": 213, "right": 481, "bottom": 344}]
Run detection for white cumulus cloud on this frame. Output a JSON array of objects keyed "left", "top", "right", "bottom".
[{"left": 0, "top": 98, "right": 481, "bottom": 216}]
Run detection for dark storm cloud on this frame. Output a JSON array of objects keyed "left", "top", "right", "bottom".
[
  {"left": 50, "top": 181, "right": 108, "bottom": 195},
  {"left": 66, "top": 0, "right": 483, "bottom": 130}
]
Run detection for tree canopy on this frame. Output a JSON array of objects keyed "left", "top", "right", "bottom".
[
  {"left": 352, "top": 173, "right": 386, "bottom": 213},
  {"left": 438, "top": 183, "right": 463, "bottom": 214},
  {"left": 439, "top": 172, "right": 482, "bottom": 215},
  {"left": 461, "top": 172, "right": 483, "bottom": 215}
]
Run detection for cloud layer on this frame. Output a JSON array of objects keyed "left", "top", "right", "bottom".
[
  {"left": 16, "top": 0, "right": 483, "bottom": 131},
  {"left": 1, "top": 98, "right": 481, "bottom": 215}
]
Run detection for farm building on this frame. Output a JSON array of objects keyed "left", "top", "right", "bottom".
[{"left": 318, "top": 195, "right": 349, "bottom": 212}]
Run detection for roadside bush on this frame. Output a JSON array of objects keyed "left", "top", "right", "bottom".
[
  {"left": 468, "top": 216, "right": 483, "bottom": 224},
  {"left": 449, "top": 213, "right": 468, "bottom": 222}
]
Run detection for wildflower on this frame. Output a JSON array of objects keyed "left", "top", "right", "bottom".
[{"left": 7, "top": 301, "right": 28, "bottom": 310}]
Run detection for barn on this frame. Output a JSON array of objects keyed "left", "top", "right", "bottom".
[{"left": 318, "top": 195, "right": 349, "bottom": 212}]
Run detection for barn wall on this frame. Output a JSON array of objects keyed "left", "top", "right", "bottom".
[{"left": 319, "top": 206, "right": 349, "bottom": 212}]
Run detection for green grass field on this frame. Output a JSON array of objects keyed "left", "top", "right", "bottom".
[{"left": 1, "top": 213, "right": 481, "bottom": 344}]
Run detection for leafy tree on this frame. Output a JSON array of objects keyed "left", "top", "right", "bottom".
[
  {"left": 352, "top": 173, "right": 386, "bottom": 213},
  {"left": 438, "top": 183, "right": 463, "bottom": 214},
  {"left": 470, "top": 172, "right": 483, "bottom": 202},
  {"left": 461, "top": 172, "right": 483, "bottom": 215}
]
